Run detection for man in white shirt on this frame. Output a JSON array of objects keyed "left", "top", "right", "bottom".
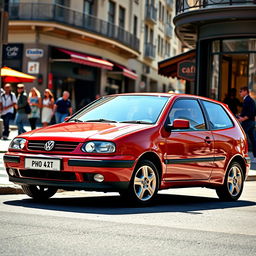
[{"left": 1, "top": 83, "right": 17, "bottom": 140}]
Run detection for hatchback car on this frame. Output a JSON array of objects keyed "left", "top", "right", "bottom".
[{"left": 4, "top": 93, "right": 250, "bottom": 205}]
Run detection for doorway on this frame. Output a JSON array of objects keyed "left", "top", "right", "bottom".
[{"left": 220, "top": 54, "right": 248, "bottom": 113}]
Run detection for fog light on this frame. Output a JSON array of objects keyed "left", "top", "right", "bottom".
[
  {"left": 8, "top": 168, "right": 16, "bottom": 177},
  {"left": 94, "top": 174, "right": 104, "bottom": 182}
]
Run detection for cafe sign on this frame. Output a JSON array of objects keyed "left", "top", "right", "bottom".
[{"left": 177, "top": 61, "right": 196, "bottom": 81}]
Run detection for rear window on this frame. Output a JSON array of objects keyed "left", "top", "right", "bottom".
[{"left": 202, "top": 100, "right": 233, "bottom": 130}]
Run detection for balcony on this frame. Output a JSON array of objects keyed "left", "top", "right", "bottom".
[
  {"left": 145, "top": 4, "right": 157, "bottom": 24},
  {"left": 8, "top": 2, "right": 140, "bottom": 52},
  {"left": 144, "top": 43, "right": 156, "bottom": 59},
  {"left": 165, "top": 24, "right": 173, "bottom": 38},
  {"left": 174, "top": 0, "right": 256, "bottom": 47},
  {"left": 176, "top": 0, "right": 256, "bottom": 14}
]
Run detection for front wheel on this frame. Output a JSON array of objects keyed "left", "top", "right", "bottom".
[
  {"left": 216, "top": 162, "right": 244, "bottom": 201},
  {"left": 123, "top": 160, "right": 159, "bottom": 205},
  {"left": 21, "top": 185, "right": 58, "bottom": 200}
]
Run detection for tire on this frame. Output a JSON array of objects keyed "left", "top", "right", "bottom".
[
  {"left": 216, "top": 162, "right": 244, "bottom": 201},
  {"left": 123, "top": 160, "right": 159, "bottom": 205},
  {"left": 21, "top": 185, "right": 58, "bottom": 200}
]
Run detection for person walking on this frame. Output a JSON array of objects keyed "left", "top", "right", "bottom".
[
  {"left": 238, "top": 86, "right": 256, "bottom": 158},
  {"left": 28, "top": 87, "right": 41, "bottom": 130},
  {"left": 53, "top": 91, "right": 72, "bottom": 123},
  {"left": 41, "top": 89, "right": 54, "bottom": 127},
  {"left": 15, "top": 83, "right": 29, "bottom": 135},
  {"left": 0, "top": 83, "right": 17, "bottom": 140}
]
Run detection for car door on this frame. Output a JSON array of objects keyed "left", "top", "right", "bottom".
[{"left": 164, "top": 98, "right": 214, "bottom": 181}]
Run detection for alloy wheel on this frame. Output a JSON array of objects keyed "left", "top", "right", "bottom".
[{"left": 133, "top": 165, "right": 157, "bottom": 201}]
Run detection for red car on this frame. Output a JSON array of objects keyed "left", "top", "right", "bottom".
[{"left": 4, "top": 93, "right": 250, "bottom": 205}]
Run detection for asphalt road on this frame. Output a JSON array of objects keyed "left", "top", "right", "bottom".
[{"left": 0, "top": 182, "right": 255, "bottom": 256}]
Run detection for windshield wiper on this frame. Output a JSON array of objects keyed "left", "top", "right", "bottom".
[
  {"left": 68, "top": 118, "right": 84, "bottom": 123},
  {"left": 85, "top": 119, "right": 117, "bottom": 123},
  {"left": 120, "top": 120, "right": 152, "bottom": 124}
]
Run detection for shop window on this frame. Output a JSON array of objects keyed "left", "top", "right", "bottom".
[
  {"left": 249, "top": 53, "right": 256, "bottom": 93},
  {"left": 210, "top": 55, "right": 220, "bottom": 100},
  {"left": 223, "top": 39, "right": 254, "bottom": 52}
]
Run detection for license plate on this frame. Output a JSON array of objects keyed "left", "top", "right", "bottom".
[{"left": 25, "top": 158, "right": 61, "bottom": 171}]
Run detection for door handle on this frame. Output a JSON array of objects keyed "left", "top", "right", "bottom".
[{"left": 204, "top": 136, "right": 212, "bottom": 144}]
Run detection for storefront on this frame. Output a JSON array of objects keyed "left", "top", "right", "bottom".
[
  {"left": 161, "top": 1, "right": 256, "bottom": 104},
  {"left": 2, "top": 44, "right": 138, "bottom": 112}
]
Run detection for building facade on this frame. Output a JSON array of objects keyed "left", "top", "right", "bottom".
[
  {"left": 3, "top": 0, "right": 181, "bottom": 111},
  {"left": 162, "top": 0, "right": 256, "bottom": 103}
]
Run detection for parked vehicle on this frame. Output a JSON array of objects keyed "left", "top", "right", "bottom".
[{"left": 4, "top": 93, "right": 250, "bottom": 205}]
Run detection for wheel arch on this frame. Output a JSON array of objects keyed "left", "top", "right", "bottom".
[
  {"left": 136, "top": 152, "right": 163, "bottom": 183},
  {"left": 226, "top": 155, "right": 247, "bottom": 180}
]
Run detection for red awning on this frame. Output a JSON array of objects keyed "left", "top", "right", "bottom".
[
  {"left": 116, "top": 64, "right": 138, "bottom": 80},
  {"left": 58, "top": 48, "right": 113, "bottom": 70}
]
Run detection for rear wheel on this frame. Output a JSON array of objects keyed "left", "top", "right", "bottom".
[
  {"left": 21, "top": 185, "right": 58, "bottom": 200},
  {"left": 216, "top": 162, "right": 244, "bottom": 201},
  {"left": 123, "top": 160, "right": 159, "bottom": 205}
]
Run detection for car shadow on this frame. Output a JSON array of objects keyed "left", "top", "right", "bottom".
[{"left": 4, "top": 192, "right": 256, "bottom": 215}]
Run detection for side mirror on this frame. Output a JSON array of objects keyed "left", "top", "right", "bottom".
[{"left": 166, "top": 119, "right": 190, "bottom": 131}]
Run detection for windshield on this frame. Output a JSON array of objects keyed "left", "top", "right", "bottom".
[{"left": 69, "top": 95, "right": 169, "bottom": 124}]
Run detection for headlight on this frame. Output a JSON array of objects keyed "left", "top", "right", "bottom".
[
  {"left": 9, "top": 138, "right": 27, "bottom": 150},
  {"left": 82, "top": 141, "right": 116, "bottom": 153}
]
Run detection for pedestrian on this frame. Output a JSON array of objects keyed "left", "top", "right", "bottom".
[
  {"left": 53, "top": 91, "right": 72, "bottom": 123},
  {"left": 41, "top": 89, "right": 54, "bottom": 127},
  {"left": 238, "top": 86, "right": 256, "bottom": 159},
  {"left": 28, "top": 87, "right": 41, "bottom": 130},
  {"left": 15, "top": 83, "right": 28, "bottom": 135},
  {"left": 0, "top": 83, "right": 17, "bottom": 140}
]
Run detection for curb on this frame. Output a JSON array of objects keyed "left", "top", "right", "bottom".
[
  {"left": 0, "top": 185, "right": 24, "bottom": 195},
  {"left": 246, "top": 175, "right": 256, "bottom": 181}
]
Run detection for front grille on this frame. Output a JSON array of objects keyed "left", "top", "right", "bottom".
[
  {"left": 20, "top": 169, "right": 76, "bottom": 181},
  {"left": 28, "top": 140, "right": 80, "bottom": 152}
]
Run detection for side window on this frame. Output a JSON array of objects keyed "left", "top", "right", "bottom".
[
  {"left": 202, "top": 100, "right": 233, "bottom": 130},
  {"left": 168, "top": 99, "right": 206, "bottom": 130}
]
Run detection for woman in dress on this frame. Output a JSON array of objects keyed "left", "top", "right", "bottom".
[
  {"left": 41, "top": 89, "right": 54, "bottom": 127},
  {"left": 28, "top": 87, "right": 41, "bottom": 130}
]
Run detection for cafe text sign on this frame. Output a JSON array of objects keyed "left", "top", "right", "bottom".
[{"left": 177, "top": 61, "right": 196, "bottom": 81}]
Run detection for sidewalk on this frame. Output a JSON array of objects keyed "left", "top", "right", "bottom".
[{"left": 0, "top": 125, "right": 256, "bottom": 194}]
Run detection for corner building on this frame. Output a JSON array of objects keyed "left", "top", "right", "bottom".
[
  {"left": 169, "top": 0, "right": 256, "bottom": 101},
  {"left": 4, "top": 0, "right": 181, "bottom": 111}
]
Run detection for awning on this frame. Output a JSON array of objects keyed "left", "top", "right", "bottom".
[
  {"left": 158, "top": 49, "right": 196, "bottom": 78},
  {"left": 0, "top": 66, "right": 36, "bottom": 83},
  {"left": 57, "top": 48, "right": 113, "bottom": 70},
  {"left": 107, "top": 64, "right": 138, "bottom": 80},
  {"left": 115, "top": 64, "right": 138, "bottom": 80}
]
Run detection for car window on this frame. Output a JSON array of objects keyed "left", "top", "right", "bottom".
[
  {"left": 72, "top": 95, "right": 169, "bottom": 124},
  {"left": 168, "top": 99, "right": 206, "bottom": 130},
  {"left": 202, "top": 100, "right": 233, "bottom": 130}
]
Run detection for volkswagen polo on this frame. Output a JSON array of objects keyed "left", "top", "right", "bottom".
[{"left": 4, "top": 93, "right": 250, "bottom": 205}]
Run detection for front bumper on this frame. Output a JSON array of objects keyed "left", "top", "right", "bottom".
[
  {"left": 9, "top": 176, "right": 129, "bottom": 192},
  {"left": 4, "top": 152, "right": 135, "bottom": 192}
]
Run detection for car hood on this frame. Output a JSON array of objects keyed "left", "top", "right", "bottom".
[{"left": 23, "top": 122, "right": 152, "bottom": 141}]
